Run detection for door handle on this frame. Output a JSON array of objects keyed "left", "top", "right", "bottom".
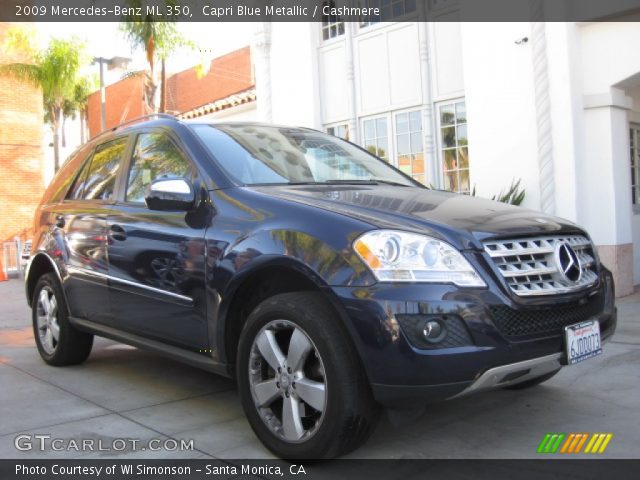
[
  {"left": 109, "top": 224, "right": 127, "bottom": 241},
  {"left": 55, "top": 215, "right": 65, "bottom": 228}
]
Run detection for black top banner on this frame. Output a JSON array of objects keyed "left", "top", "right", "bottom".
[{"left": 2, "top": 0, "right": 640, "bottom": 22}]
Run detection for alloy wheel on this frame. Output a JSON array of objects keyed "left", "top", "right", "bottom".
[
  {"left": 36, "top": 286, "right": 59, "bottom": 355},
  {"left": 248, "top": 319, "right": 327, "bottom": 443}
]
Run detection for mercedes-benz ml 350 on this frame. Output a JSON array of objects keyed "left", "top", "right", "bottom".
[{"left": 25, "top": 116, "right": 616, "bottom": 458}]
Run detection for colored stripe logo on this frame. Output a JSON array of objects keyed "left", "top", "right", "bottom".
[{"left": 537, "top": 433, "right": 613, "bottom": 454}]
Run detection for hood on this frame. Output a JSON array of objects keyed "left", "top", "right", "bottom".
[{"left": 249, "top": 185, "right": 583, "bottom": 250}]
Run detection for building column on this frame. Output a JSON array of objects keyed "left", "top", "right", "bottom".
[
  {"left": 530, "top": 20, "right": 556, "bottom": 215},
  {"left": 344, "top": 23, "right": 358, "bottom": 143},
  {"left": 580, "top": 89, "right": 634, "bottom": 296},
  {"left": 418, "top": 22, "right": 437, "bottom": 186},
  {"left": 253, "top": 22, "right": 273, "bottom": 122}
]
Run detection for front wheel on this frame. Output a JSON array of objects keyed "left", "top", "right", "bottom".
[{"left": 237, "top": 292, "right": 379, "bottom": 459}]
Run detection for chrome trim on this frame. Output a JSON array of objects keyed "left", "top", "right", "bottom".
[
  {"left": 483, "top": 235, "right": 598, "bottom": 296},
  {"left": 25, "top": 251, "right": 72, "bottom": 314},
  {"left": 25, "top": 251, "right": 64, "bottom": 286},
  {"left": 65, "top": 265, "right": 193, "bottom": 303},
  {"left": 450, "top": 353, "right": 563, "bottom": 398}
]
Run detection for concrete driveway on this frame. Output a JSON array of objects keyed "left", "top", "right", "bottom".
[{"left": 1, "top": 278, "right": 638, "bottom": 459}]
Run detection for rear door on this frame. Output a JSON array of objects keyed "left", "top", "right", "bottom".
[
  {"left": 59, "top": 136, "right": 130, "bottom": 325},
  {"left": 106, "top": 129, "right": 209, "bottom": 350}
]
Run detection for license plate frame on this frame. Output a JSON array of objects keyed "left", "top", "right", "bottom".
[{"left": 564, "top": 320, "right": 602, "bottom": 365}]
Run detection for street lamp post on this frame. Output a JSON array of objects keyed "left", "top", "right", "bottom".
[{"left": 92, "top": 56, "right": 132, "bottom": 132}]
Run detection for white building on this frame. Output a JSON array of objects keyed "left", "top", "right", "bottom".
[{"left": 196, "top": 12, "right": 640, "bottom": 296}]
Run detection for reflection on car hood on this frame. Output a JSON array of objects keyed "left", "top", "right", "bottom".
[{"left": 249, "top": 185, "right": 583, "bottom": 250}]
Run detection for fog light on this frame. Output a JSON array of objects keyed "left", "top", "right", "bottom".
[{"left": 422, "top": 319, "right": 446, "bottom": 343}]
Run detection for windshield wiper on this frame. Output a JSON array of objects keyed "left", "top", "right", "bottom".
[
  {"left": 295, "top": 179, "right": 411, "bottom": 186},
  {"left": 282, "top": 179, "right": 412, "bottom": 187},
  {"left": 366, "top": 178, "right": 412, "bottom": 187}
]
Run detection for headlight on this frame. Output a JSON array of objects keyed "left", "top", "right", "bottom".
[{"left": 353, "top": 230, "right": 486, "bottom": 287}]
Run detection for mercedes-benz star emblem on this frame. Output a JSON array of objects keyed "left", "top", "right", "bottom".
[{"left": 555, "top": 242, "right": 582, "bottom": 283}]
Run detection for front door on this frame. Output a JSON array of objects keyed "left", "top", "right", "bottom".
[{"left": 107, "top": 130, "right": 209, "bottom": 350}]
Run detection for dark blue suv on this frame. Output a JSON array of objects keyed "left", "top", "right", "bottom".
[{"left": 25, "top": 115, "right": 616, "bottom": 458}]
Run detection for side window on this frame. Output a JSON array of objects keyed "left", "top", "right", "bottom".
[
  {"left": 66, "top": 152, "right": 94, "bottom": 200},
  {"left": 67, "top": 138, "right": 127, "bottom": 201},
  {"left": 125, "top": 132, "right": 193, "bottom": 203}
]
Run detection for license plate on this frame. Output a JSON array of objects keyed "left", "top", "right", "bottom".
[{"left": 565, "top": 320, "right": 602, "bottom": 365}]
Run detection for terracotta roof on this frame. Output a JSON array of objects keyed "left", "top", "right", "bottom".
[
  {"left": 177, "top": 88, "right": 257, "bottom": 119},
  {"left": 87, "top": 46, "right": 254, "bottom": 137}
]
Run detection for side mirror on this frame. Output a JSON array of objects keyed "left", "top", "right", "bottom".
[{"left": 145, "top": 178, "right": 196, "bottom": 211}]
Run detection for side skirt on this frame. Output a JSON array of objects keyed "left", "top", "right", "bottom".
[{"left": 69, "top": 317, "right": 230, "bottom": 378}]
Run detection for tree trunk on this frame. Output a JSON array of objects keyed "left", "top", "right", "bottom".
[
  {"left": 61, "top": 115, "right": 67, "bottom": 148},
  {"left": 143, "top": 71, "right": 158, "bottom": 114},
  {"left": 79, "top": 110, "right": 85, "bottom": 144},
  {"left": 160, "top": 58, "right": 166, "bottom": 113},
  {"left": 52, "top": 108, "right": 62, "bottom": 172}
]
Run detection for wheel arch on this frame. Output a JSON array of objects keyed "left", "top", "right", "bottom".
[
  {"left": 217, "top": 257, "right": 368, "bottom": 379},
  {"left": 25, "top": 252, "right": 65, "bottom": 309}
]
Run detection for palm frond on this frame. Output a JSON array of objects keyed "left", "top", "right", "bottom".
[
  {"left": 0, "top": 62, "right": 42, "bottom": 86},
  {"left": 491, "top": 179, "right": 526, "bottom": 206}
]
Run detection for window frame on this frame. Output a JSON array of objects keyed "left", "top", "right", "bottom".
[
  {"left": 64, "top": 134, "right": 132, "bottom": 204},
  {"left": 435, "top": 98, "right": 469, "bottom": 194},
  {"left": 631, "top": 123, "right": 640, "bottom": 214},
  {"left": 325, "top": 122, "right": 351, "bottom": 141},
  {"left": 392, "top": 108, "right": 426, "bottom": 185},
  {"left": 357, "top": 0, "right": 419, "bottom": 30},
  {"left": 116, "top": 128, "right": 198, "bottom": 207},
  {"left": 320, "top": 1, "right": 346, "bottom": 43},
  {"left": 361, "top": 113, "right": 393, "bottom": 164},
  {"left": 360, "top": 108, "right": 427, "bottom": 185}
]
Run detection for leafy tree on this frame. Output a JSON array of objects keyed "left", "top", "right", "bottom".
[
  {"left": 1, "top": 32, "right": 89, "bottom": 171},
  {"left": 119, "top": 1, "right": 192, "bottom": 113}
]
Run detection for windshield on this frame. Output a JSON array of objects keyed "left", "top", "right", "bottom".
[{"left": 190, "top": 124, "right": 418, "bottom": 187}]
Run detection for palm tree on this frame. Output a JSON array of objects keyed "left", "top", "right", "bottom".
[
  {"left": 119, "top": 1, "right": 191, "bottom": 113},
  {"left": 1, "top": 35, "right": 88, "bottom": 171},
  {"left": 69, "top": 76, "right": 96, "bottom": 144}
]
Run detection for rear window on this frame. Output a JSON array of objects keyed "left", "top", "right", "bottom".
[{"left": 42, "top": 143, "right": 94, "bottom": 204}]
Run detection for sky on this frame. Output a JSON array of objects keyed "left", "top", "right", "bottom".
[
  {"left": 33, "top": 21, "right": 255, "bottom": 183},
  {"left": 36, "top": 22, "right": 255, "bottom": 85}
]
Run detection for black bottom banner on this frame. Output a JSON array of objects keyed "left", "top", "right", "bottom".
[{"left": 2, "top": 459, "right": 639, "bottom": 480}]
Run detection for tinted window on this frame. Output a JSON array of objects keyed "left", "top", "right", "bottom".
[
  {"left": 125, "top": 132, "right": 192, "bottom": 203},
  {"left": 67, "top": 138, "right": 127, "bottom": 201},
  {"left": 66, "top": 151, "right": 94, "bottom": 200},
  {"left": 50, "top": 144, "right": 93, "bottom": 203}
]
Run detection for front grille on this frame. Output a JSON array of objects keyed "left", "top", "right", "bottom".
[
  {"left": 489, "top": 294, "right": 604, "bottom": 339},
  {"left": 483, "top": 235, "right": 598, "bottom": 296}
]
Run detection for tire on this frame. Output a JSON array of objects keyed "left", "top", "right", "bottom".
[
  {"left": 503, "top": 369, "right": 560, "bottom": 390},
  {"left": 32, "top": 273, "right": 94, "bottom": 366},
  {"left": 237, "top": 292, "right": 379, "bottom": 459}
]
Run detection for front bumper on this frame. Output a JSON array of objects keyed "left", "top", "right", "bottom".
[{"left": 330, "top": 268, "right": 616, "bottom": 408}]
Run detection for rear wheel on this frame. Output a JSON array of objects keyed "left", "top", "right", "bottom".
[
  {"left": 32, "top": 273, "right": 93, "bottom": 366},
  {"left": 237, "top": 292, "right": 379, "bottom": 459}
]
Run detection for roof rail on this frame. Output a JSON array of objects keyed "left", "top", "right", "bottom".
[{"left": 109, "top": 113, "right": 178, "bottom": 133}]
